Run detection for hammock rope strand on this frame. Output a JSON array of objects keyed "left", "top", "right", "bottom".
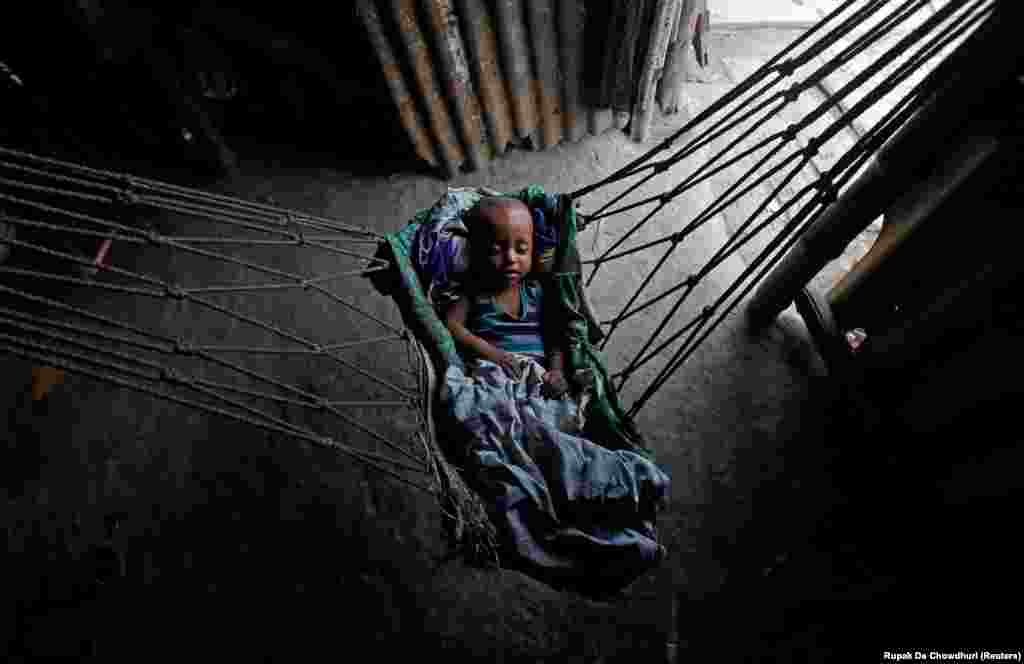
[{"left": 593, "top": 0, "right": 991, "bottom": 385}]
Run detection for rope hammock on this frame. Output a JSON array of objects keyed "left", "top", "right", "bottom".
[{"left": 0, "top": 0, "right": 996, "bottom": 560}]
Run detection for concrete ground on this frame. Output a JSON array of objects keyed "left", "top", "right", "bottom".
[
  {"left": 711, "top": 0, "right": 837, "bottom": 28},
  {"left": 711, "top": 0, "right": 952, "bottom": 29},
  {"left": 5, "top": 13, "right": 1013, "bottom": 662}
]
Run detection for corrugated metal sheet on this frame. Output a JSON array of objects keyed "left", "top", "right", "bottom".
[{"left": 356, "top": 0, "right": 705, "bottom": 177}]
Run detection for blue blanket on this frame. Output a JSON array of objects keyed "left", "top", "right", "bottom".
[{"left": 446, "top": 357, "right": 670, "bottom": 592}]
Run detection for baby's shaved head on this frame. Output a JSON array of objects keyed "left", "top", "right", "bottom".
[
  {"left": 469, "top": 197, "right": 534, "bottom": 284},
  {"left": 477, "top": 196, "right": 528, "bottom": 211},
  {"left": 471, "top": 197, "right": 532, "bottom": 241},
  {"left": 475, "top": 197, "right": 531, "bottom": 224}
]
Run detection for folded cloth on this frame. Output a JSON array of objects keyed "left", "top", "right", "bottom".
[
  {"left": 411, "top": 188, "right": 479, "bottom": 307},
  {"left": 462, "top": 355, "right": 584, "bottom": 434},
  {"left": 446, "top": 356, "right": 670, "bottom": 593},
  {"left": 530, "top": 206, "right": 559, "bottom": 272}
]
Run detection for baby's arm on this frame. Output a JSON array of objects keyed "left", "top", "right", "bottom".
[
  {"left": 541, "top": 285, "right": 570, "bottom": 397},
  {"left": 445, "top": 296, "right": 519, "bottom": 372}
]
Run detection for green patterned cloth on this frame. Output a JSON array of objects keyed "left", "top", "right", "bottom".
[{"left": 372, "top": 186, "right": 653, "bottom": 460}]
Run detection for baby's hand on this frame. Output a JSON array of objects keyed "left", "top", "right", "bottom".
[{"left": 541, "top": 368, "right": 569, "bottom": 399}]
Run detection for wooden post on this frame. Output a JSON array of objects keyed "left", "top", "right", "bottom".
[
  {"left": 589, "top": 107, "right": 614, "bottom": 136},
  {"left": 658, "top": 0, "right": 702, "bottom": 115},
  {"left": 600, "top": 1, "right": 654, "bottom": 117},
  {"left": 631, "top": 0, "right": 681, "bottom": 142},
  {"left": 581, "top": 2, "right": 614, "bottom": 137}
]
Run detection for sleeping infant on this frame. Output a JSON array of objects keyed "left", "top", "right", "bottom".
[{"left": 444, "top": 197, "right": 570, "bottom": 400}]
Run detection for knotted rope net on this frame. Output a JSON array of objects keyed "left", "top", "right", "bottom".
[{"left": 0, "top": 0, "right": 995, "bottom": 563}]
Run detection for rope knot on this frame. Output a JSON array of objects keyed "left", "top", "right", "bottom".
[
  {"left": 146, "top": 230, "right": 163, "bottom": 246},
  {"left": 777, "top": 59, "right": 796, "bottom": 77},
  {"left": 660, "top": 193, "right": 674, "bottom": 206},
  {"left": 165, "top": 284, "right": 186, "bottom": 300},
  {"left": 784, "top": 83, "right": 802, "bottom": 103},
  {"left": 292, "top": 231, "right": 305, "bottom": 246},
  {"left": 684, "top": 274, "right": 698, "bottom": 288},
  {"left": 175, "top": 339, "right": 194, "bottom": 355},
  {"left": 701, "top": 305, "right": 716, "bottom": 318},
  {"left": 116, "top": 190, "right": 139, "bottom": 206},
  {"left": 783, "top": 124, "right": 799, "bottom": 142},
  {"left": 161, "top": 367, "right": 184, "bottom": 384},
  {"left": 653, "top": 160, "right": 670, "bottom": 174},
  {"left": 804, "top": 137, "right": 821, "bottom": 158}
]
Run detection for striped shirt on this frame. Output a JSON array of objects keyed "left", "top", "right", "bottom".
[{"left": 468, "top": 280, "right": 547, "bottom": 364}]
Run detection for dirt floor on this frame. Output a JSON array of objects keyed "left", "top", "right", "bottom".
[{"left": 4, "top": 23, "right": 1021, "bottom": 662}]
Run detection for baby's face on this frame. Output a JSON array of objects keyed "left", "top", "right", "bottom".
[{"left": 477, "top": 202, "right": 533, "bottom": 288}]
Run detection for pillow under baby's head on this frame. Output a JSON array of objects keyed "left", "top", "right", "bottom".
[{"left": 413, "top": 192, "right": 559, "bottom": 311}]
